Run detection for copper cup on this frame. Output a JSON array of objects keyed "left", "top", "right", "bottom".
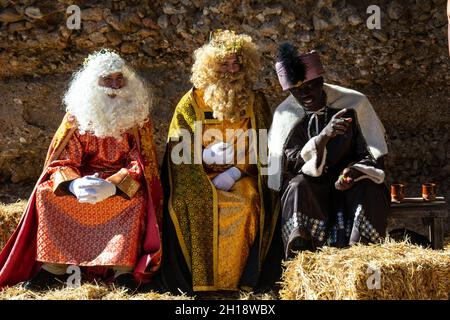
[
  {"left": 391, "top": 183, "right": 405, "bottom": 203},
  {"left": 422, "top": 183, "right": 436, "bottom": 202}
]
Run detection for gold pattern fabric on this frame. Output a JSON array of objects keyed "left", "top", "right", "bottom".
[
  {"left": 196, "top": 89, "right": 260, "bottom": 290},
  {"left": 164, "top": 88, "right": 278, "bottom": 291},
  {"left": 216, "top": 177, "right": 260, "bottom": 290},
  {"left": 167, "top": 90, "right": 216, "bottom": 289},
  {"left": 52, "top": 167, "right": 81, "bottom": 195},
  {"left": 195, "top": 89, "right": 257, "bottom": 178},
  {"left": 107, "top": 169, "right": 141, "bottom": 199},
  {"left": 133, "top": 121, "right": 163, "bottom": 228}
]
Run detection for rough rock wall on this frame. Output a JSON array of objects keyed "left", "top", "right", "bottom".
[{"left": 0, "top": 1, "right": 449, "bottom": 231}]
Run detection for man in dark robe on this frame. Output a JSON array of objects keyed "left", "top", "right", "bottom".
[{"left": 268, "top": 43, "right": 390, "bottom": 258}]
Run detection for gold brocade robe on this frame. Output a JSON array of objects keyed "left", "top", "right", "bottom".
[
  {"left": 162, "top": 88, "right": 278, "bottom": 292},
  {"left": 195, "top": 90, "right": 260, "bottom": 290}
]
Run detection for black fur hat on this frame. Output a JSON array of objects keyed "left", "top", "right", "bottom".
[{"left": 275, "top": 42, "right": 306, "bottom": 86}]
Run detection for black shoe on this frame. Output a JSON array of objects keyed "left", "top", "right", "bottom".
[
  {"left": 113, "top": 273, "right": 139, "bottom": 291},
  {"left": 22, "top": 269, "right": 66, "bottom": 291}
]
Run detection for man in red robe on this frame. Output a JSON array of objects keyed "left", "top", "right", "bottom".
[{"left": 0, "top": 50, "right": 162, "bottom": 290}]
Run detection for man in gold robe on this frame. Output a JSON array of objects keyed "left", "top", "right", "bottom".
[
  {"left": 0, "top": 50, "right": 162, "bottom": 290},
  {"left": 160, "top": 30, "right": 281, "bottom": 294}
]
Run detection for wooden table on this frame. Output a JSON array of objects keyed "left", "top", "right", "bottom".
[{"left": 389, "top": 197, "right": 448, "bottom": 249}]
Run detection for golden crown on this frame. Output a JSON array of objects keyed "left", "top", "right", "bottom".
[
  {"left": 82, "top": 48, "right": 119, "bottom": 67},
  {"left": 209, "top": 29, "right": 244, "bottom": 57}
]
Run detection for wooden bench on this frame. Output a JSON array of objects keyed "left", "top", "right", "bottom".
[{"left": 389, "top": 197, "right": 448, "bottom": 249}]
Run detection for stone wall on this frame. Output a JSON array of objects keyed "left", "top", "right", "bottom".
[{"left": 0, "top": 0, "right": 449, "bottom": 233}]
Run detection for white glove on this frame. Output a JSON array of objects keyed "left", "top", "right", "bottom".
[
  {"left": 212, "top": 167, "right": 242, "bottom": 191},
  {"left": 203, "top": 142, "right": 234, "bottom": 165},
  {"left": 69, "top": 174, "right": 116, "bottom": 204}
]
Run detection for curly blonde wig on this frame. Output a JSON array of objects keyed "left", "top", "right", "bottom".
[{"left": 190, "top": 30, "right": 261, "bottom": 121}]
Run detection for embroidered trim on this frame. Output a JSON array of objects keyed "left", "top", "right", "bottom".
[
  {"left": 354, "top": 205, "right": 381, "bottom": 242},
  {"left": 52, "top": 167, "right": 80, "bottom": 195},
  {"left": 282, "top": 211, "right": 327, "bottom": 244},
  {"left": 116, "top": 174, "right": 141, "bottom": 199}
]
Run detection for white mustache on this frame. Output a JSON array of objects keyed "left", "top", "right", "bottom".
[{"left": 100, "top": 86, "right": 126, "bottom": 97}]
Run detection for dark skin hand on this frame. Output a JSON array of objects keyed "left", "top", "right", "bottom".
[
  {"left": 290, "top": 77, "right": 362, "bottom": 190},
  {"left": 335, "top": 166, "right": 363, "bottom": 191},
  {"left": 98, "top": 72, "right": 126, "bottom": 98}
]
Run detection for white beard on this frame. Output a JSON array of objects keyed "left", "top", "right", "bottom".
[{"left": 64, "top": 66, "right": 150, "bottom": 139}]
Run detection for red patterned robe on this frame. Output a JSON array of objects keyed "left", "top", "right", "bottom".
[{"left": 0, "top": 114, "right": 163, "bottom": 288}]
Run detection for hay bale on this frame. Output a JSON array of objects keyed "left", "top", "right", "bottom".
[
  {"left": 238, "top": 291, "right": 278, "bottom": 300},
  {"left": 0, "top": 201, "right": 277, "bottom": 300},
  {"left": 0, "top": 283, "right": 274, "bottom": 300},
  {"left": 0, "top": 284, "right": 191, "bottom": 300},
  {"left": 280, "top": 240, "right": 450, "bottom": 300},
  {"left": 0, "top": 200, "right": 26, "bottom": 250},
  {"left": 0, "top": 202, "right": 191, "bottom": 300}
]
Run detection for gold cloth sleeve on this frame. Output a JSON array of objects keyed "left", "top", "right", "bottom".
[
  {"left": 106, "top": 168, "right": 141, "bottom": 199},
  {"left": 52, "top": 167, "right": 81, "bottom": 195}
]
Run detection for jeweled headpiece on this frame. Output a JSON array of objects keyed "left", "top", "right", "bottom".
[
  {"left": 209, "top": 29, "right": 244, "bottom": 61},
  {"left": 82, "top": 48, "right": 125, "bottom": 76}
]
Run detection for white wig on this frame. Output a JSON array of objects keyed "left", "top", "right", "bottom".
[{"left": 64, "top": 49, "right": 151, "bottom": 139}]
